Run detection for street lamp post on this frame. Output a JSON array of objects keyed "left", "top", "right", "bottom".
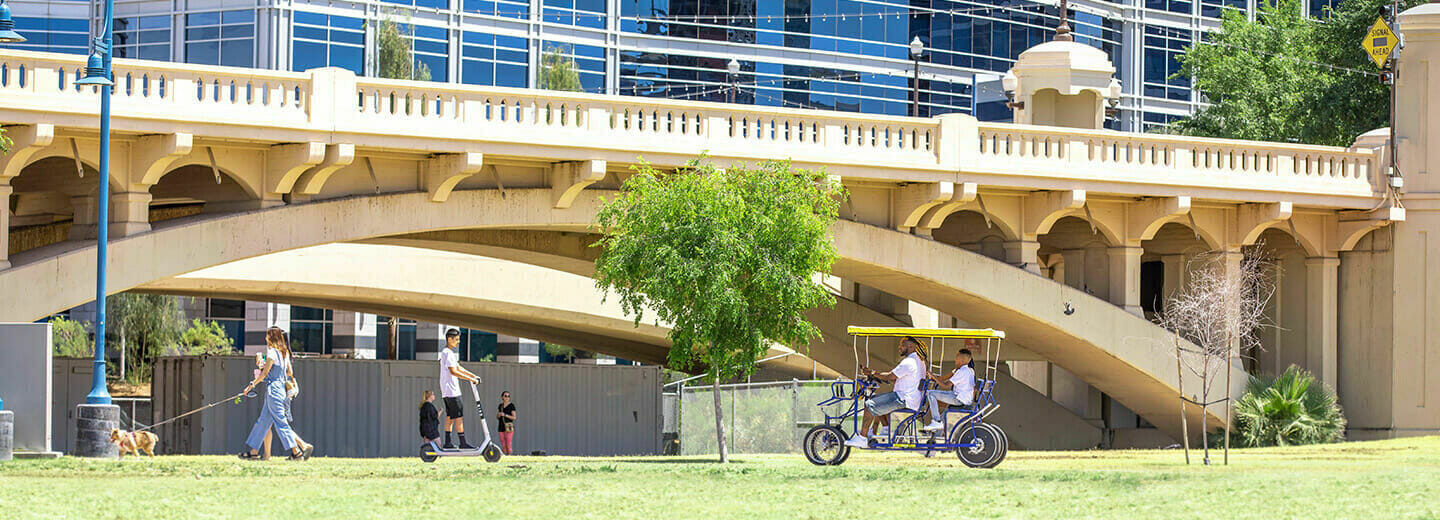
[
  {"left": 727, "top": 58, "right": 739, "bottom": 104},
  {"left": 72, "top": 0, "right": 123, "bottom": 458},
  {"left": 909, "top": 37, "right": 923, "bottom": 117},
  {"left": 0, "top": 0, "right": 23, "bottom": 462},
  {"left": 0, "top": 0, "right": 27, "bottom": 44}
]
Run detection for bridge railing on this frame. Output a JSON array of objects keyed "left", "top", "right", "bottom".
[
  {"left": 975, "top": 123, "right": 1377, "bottom": 191},
  {"left": 0, "top": 49, "right": 1380, "bottom": 200}
]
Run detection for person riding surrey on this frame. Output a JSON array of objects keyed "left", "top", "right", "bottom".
[
  {"left": 439, "top": 328, "right": 481, "bottom": 450},
  {"left": 921, "top": 342, "right": 977, "bottom": 432},
  {"left": 845, "top": 336, "right": 928, "bottom": 448},
  {"left": 238, "top": 327, "right": 312, "bottom": 461}
]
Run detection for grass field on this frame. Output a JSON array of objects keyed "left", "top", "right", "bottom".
[{"left": 2, "top": 436, "right": 1438, "bottom": 519}]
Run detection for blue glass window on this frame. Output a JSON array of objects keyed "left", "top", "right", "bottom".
[
  {"left": 291, "top": 12, "right": 365, "bottom": 75},
  {"left": 11, "top": 17, "right": 89, "bottom": 55},
  {"left": 462, "top": 31, "right": 528, "bottom": 87},
  {"left": 185, "top": 10, "right": 255, "bottom": 67},
  {"left": 1309, "top": 0, "right": 1342, "bottom": 18},
  {"left": 114, "top": 16, "right": 171, "bottom": 61},
  {"left": 544, "top": 0, "right": 607, "bottom": 29},
  {"left": 1143, "top": 26, "right": 1192, "bottom": 101},
  {"left": 542, "top": 43, "right": 606, "bottom": 92},
  {"left": 463, "top": 0, "right": 530, "bottom": 18}
]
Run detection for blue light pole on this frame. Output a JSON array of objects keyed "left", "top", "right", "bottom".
[
  {"left": 75, "top": 0, "right": 117, "bottom": 406},
  {"left": 0, "top": 0, "right": 26, "bottom": 418}
]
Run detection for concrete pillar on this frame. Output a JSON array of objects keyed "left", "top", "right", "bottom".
[
  {"left": 331, "top": 312, "right": 377, "bottom": 359},
  {"left": 1160, "top": 253, "right": 1186, "bottom": 306},
  {"left": 1004, "top": 240, "right": 1041, "bottom": 273},
  {"left": 1107, "top": 246, "right": 1144, "bottom": 315},
  {"left": 1306, "top": 257, "right": 1340, "bottom": 389},
  {"left": 109, "top": 191, "right": 152, "bottom": 237},
  {"left": 73, "top": 404, "right": 120, "bottom": 459},
  {"left": 0, "top": 184, "right": 10, "bottom": 270},
  {"left": 497, "top": 334, "right": 540, "bottom": 363},
  {"left": 244, "top": 301, "right": 290, "bottom": 355},
  {"left": 416, "top": 323, "right": 450, "bottom": 361},
  {"left": 69, "top": 195, "right": 97, "bottom": 241},
  {"left": 1061, "top": 249, "right": 1087, "bottom": 290}
]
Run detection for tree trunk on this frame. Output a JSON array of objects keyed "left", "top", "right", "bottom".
[{"left": 712, "top": 374, "right": 728, "bottom": 463}]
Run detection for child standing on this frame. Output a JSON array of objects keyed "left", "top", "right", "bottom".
[{"left": 419, "top": 390, "right": 441, "bottom": 444}]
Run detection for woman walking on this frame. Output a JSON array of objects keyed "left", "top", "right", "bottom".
[
  {"left": 239, "top": 327, "right": 312, "bottom": 461},
  {"left": 259, "top": 333, "right": 314, "bottom": 459},
  {"left": 497, "top": 391, "right": 516, "bottom": 455}
]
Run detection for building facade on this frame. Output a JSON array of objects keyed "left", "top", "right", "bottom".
[
  {"left": 62, "top": 297, "right": 626, "bottom": 364},
  {"left": 5, "top": 0, "right": 1349, "bottom": 133}
]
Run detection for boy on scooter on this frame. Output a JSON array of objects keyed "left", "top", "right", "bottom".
[{"left": 439, "top": 328, "right": 481, "bottom": 450}]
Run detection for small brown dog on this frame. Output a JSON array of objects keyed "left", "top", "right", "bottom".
[{"left": 109, "top": 428, "right": 159, "bottom": 458}]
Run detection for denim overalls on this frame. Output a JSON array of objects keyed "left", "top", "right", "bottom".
[{"left": 244, "top": 349, "right": 297, "bottom": 451}]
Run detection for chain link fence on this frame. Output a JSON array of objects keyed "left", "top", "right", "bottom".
[{"left": 667, "top": 380, "right": 849, "bottom": 455}]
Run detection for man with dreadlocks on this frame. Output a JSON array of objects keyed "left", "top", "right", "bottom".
[{"left": 845, "top": 336, "right": 928, "bottom": 448}]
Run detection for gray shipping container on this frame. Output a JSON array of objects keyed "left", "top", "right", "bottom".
[{"left": 152, "top": 356, "right": 662, "bottom": 458}]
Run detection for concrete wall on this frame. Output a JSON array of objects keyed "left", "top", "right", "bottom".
[
  {"left": 152, "top": 356, "right": 662, "bottom": 457},
  {"left": 0, "top": 323, "right": 52, "bottom": 453}
]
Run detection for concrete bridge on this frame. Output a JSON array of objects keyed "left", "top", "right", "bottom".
[{"left": 2, "top": 7, "right": 1436, "bottom": 444}]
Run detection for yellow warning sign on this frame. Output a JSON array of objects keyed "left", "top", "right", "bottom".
[{"left": 1363, "top": 17, "right": 1398, "bottom": 68}]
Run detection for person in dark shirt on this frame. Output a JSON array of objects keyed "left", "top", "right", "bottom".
[
  {"left": 419, "top": 390, "right": 441, "bottom": 445},
  {"left": 497, "top": 391, "right": 516, "bottom": 455}
]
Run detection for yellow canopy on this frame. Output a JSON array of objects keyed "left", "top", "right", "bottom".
[{"left": 846, "top": 326, "right": 1005, "bottom": 339}]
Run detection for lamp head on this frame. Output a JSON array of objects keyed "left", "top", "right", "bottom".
[
  {"left": 909, "top": 36, "right": 924, "bottom": 58},
  {"left": 1001, "top": 71, "right": 1017, "bottom": 95},
  {"left": 74, "top": 52, "right": 113, "bottom": 86},
  {"left": 0, "top": 1, "right": 28, "bottom": 44},
  {"left": 727, "top": 58, "right": 740, "bottom": 75}
]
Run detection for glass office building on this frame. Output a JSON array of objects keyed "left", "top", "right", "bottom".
[{"left": 2, "top": 0, "right": 1338, "bottom": 134}]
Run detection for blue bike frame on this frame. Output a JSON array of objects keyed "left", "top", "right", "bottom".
[{"left": 817, "top": 377, "right": 999, "bottom": 452}]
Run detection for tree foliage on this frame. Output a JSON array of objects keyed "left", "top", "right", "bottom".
[
  {"left": 1175, "top": 0, "right": 1417, "bottom": 146},
  {"left": 376, "top": 16, "right": 432, "bottom": 81},
  {"left": 0, "top": 127, "right": 11, "bottom": 153},
  {"left": 169, "top": 319, "right": 237, "bottom": 357},
  {"left": 594, "top": 159, "right": 845, "bottom": 380},
  {"left": 1234, "top": 365, "right": 1346, "bottom": 446},
  {"left": 108, "top": 293, "right": 185, "bottom": 382},
  {"left": 539, "top": 46, "right": 583, "bottom": 92},
  {"left": 594, "top": 159, "right": 845, "bottom": 462},
  {"left": 51, "top": 317, "right": 94, "bottom": 358}
]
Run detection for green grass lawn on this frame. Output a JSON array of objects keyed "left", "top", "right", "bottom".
[{"left": 2, "top": 436, "right": 1438, "bottom": 519}]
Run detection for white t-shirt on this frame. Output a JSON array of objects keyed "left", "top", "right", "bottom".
[
  {"left": 439, "top": 348, "right": 461, "bottom": 398},
  {"left": 950, "top": 365, "right": 976, "bottom": 405},
  {"left": 891, "top": 353, "right": 924, "bottom": 410}
]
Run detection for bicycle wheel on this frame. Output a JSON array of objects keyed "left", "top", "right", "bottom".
[{"left": 803, "top": 425, "right": 851, "bottom": 466}]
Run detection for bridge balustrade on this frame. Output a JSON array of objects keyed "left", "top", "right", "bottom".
[{"left": 0, "top": 49, "right": 1382, "bottom": 202}]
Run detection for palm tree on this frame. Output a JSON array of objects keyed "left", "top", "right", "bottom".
[{"left": 1233, "top": 365, "right": 1346, "bottom": 447}]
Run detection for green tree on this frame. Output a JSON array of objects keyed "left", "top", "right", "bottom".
[
  {"left": 543, "top": 343, "right": 578, "bottom": 362},
  {"left": 169, "top": 319, "right": 237, "bottom": 356},
  {"left": 1, "top": 127, "right": 11, "bottom": 153},
  {"left": 1175, "top": 0, "right": 1416, "bottom": 146},
  {"left": 593, "top": 158, "right": 845, "bottom": 462},
  {"left": 107, "top": 293, "right": 185, "bottom": 383},
  {"left": 1309, "top": 0, "right": 1425, "bottom": 145},
  {"left": 50, "top": 317, "right": 94, "bottom": 358},
  {"left": 376, "top": 16, "right": 432, "bottom": 81},
  {"left": 1234, "top": 365, "right": 1347, "bottom": 446},
  {"left": 539, "top": 45, "right": 583, "bottom": 92}
]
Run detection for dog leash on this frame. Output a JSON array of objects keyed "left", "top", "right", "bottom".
[{"left": 135, "top": 390, "right": 253, "bottom": 433}]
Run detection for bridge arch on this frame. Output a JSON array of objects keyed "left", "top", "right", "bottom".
[{"left": 0, "top": 188, "right": 1238, "bottom": 440}]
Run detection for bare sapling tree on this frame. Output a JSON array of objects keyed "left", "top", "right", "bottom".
[{"left": 1156, "top": 249, "right": 1276, "bottom": 465}]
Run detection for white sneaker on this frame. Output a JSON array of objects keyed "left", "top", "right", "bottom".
[
  {"left": 921, "top": 420, "right": 946, "bottom": 432},
  {"left": 843, "top": 435, "right": 870, "bottom": 448}
]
